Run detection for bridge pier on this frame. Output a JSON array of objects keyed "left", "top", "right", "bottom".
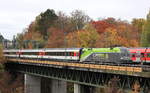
[
  {"left": 25, "top": 74, "right": 67, "bottom": 93},
  {"left": 51, "top": 79, "right": 67, "bottom": 93},
  {"left": 24, "top": 74, "right": 41, "bottom": 93},
  {"left": 74, "top": 83, "right": 96, "bottom": 93},
  {"left": 74, "top": 83, "right": 81, "bottom": 93}
]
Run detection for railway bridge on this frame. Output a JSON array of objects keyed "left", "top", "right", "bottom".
[{"left": 5, "top": 58, "right": 150, "bottom": 93}]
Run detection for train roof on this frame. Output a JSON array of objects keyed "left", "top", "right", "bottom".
[
  {"left": 129, "top": 48, "right": 150, "bottom": 52},
  {"left": 3, "top": 49, "right": 19, "bottom": 52},
  {"left": 3, "top": 48, "right": 82, "bottom": 52}
]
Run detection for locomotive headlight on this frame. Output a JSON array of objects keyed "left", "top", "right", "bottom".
[
  {"left": 121, "top": 56, "right": 130, "bottom": 60},
  {"left": 120, "top": 57, "right": 124, "bottom": 59}
]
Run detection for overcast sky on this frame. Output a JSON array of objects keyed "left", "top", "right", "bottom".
[{"left": 0, "top": 0, "right": 150, "bottom": 40}]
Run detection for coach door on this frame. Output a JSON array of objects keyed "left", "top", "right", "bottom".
[
  {"left": 136, "top": 51, "right": 141, "bottom": 62},
  {"left": 146, "top": 53, "right": 150, "bottom": 63}
]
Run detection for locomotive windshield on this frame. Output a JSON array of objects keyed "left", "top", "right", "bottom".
[{"left": 119, "top": 47, "right": 130, "bottom": 56}]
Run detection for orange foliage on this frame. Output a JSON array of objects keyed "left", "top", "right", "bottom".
[
  {"left": 45, "top": 27, "right": 65, "bottom": 48},
  {"left": 91, "top": 18, "right": 116, "bottom": 34},
  {"left": 90, "top": 18, "right": 139, "bottom": 47},
  {"left": 66, "top": 31, "right": 78, "bottom": 47},
  {"left": 67, "top": 24, "right": 100, "bottom": 47},
  {"left": 0, "top": 72, "right": 23, "bottom": 93},
  {"left": 99, "top": 27, "right": 139, "bottom": 47},
  {"left": 20, "top": 16, "right": 140, "bottom": 48}
]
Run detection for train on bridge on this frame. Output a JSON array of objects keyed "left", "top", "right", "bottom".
[{"left": 3, "top": 47, "right": 150, "bottom": 64}]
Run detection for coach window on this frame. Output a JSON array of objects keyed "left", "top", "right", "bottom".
[
  {"left": 141, "top": 53, "right": 145, "bottom": 57},
  {"left": 51, "top": 52, "right": 54, "bottom": 55},
  {"left": 63, "top": 52, "right": 65, "bottom": 56},
  {"left": 51, "top": 52, "right": 53, "bottom": 55},
  {"left": 54, "top": 52, "right": 56, "bottom": 56},
  {"left": 64, "top": 52, "right": 66, "bottom": 56},
  {"left": 61, "top": 52, "right": 63, "bottom": 56},
  {"left": 48, "top": 52, "right": 52, "bottom": 55},
  {"left": 67, "top": 52, "right": 69, "bottom": 56},
  {"left": 132, "top": 53, "right": 135, "bottom": 57},
  {"left": 59, "top": 52, "right": 61, "bottom": 56},
  {"left": 6, "top": 52, "right": 9, "bottom": 54},
  {"left": 147, "top": 53, "right": 150, "bottom": 58}
]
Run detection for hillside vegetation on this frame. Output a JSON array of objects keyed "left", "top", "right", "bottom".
[
  {"left": 0, "top": 44, "right": 4, "bottom": 72},
  {"left": 4, "top": 9, "right": 150, "bottom": 70},
  {"left": 12, "top": 9, "right": 150, "bottom": 49},
  {"left": 0, "top": 44, "right": 23, "bottom": 93}
]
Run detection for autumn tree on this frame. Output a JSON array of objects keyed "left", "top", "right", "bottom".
[
  {"left": 0, "top": 43, "right": 24, "bottom": 93},
  {"left": 91, "top": 18, "right": 116, "bottom": 34},
  {"left": 24, "top": 30, "right": 44, "bottom": 48},
  {"left": 0, "top": 44, "right": 4, "bottom": 72},
  {"left": 15, "top": 9, "right": 58, "bottom": 48},
  {"left": 101, "top": 28, "right": 119, "bottom": 47},
  {"left": 66, "top": 32, "right": 77, "bottom": 47},
  {"left": 117, "top": 23, "right": 139, "bottom": 45},
  {"left": 0, "top": 72, "right": 24, "bottom": 93},
  {"left": 67, "top": 24, "right": 99, "bottom": 47},
  {"left": 91, "top": 18, "right": 139, "bottom": 47},
  {"left": 100, "top": 26, "right": 139, "bottom": 47},
  {"left": 70, "top": 10, "right": 91, "bottom": 31},
  {"left": 15, "top": 21, "right": 45, "bottom": 49},
  {"left": 45, "top": 27, "right": 65, "bottom": 48}
]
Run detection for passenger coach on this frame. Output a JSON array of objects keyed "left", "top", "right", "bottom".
[
  {"left": 129, "top": 48, "right": 150, "bottom": 63},
  {"left": 4, "top": 48, "right": 81, "bottom": 61}
]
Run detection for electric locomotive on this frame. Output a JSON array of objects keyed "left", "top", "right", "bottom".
[{"left": 80, "top": 47, "right": 130, "bottom": 63}]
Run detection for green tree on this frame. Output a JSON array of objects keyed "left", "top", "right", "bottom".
[
  {"left": 0, "top": 33, "right": 4, "bottom": 43},
  {"left": 132, "top": 18, "right": 145, "bottom": 33},
  {"left": 36, "top": 9, "right": 58, "bottom": 40},
  {"left": 132, "top": 18, "right": 145, "bottom": 42},
  {"left": 141, "top": 11, "right": 150, "bottom": 46},
  {"left": 16, "top": 32, "right": 25, "bottom": 49},
  {"left": 55, "top": 11, "right": 69, "bottom": 32},
  {"left": 141, "top": 21, "right": 150, "bottom": 47}
]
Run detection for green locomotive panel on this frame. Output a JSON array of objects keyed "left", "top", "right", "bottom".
[{"left": 80, "top": 47, "right": 124, "bottom": 62}]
